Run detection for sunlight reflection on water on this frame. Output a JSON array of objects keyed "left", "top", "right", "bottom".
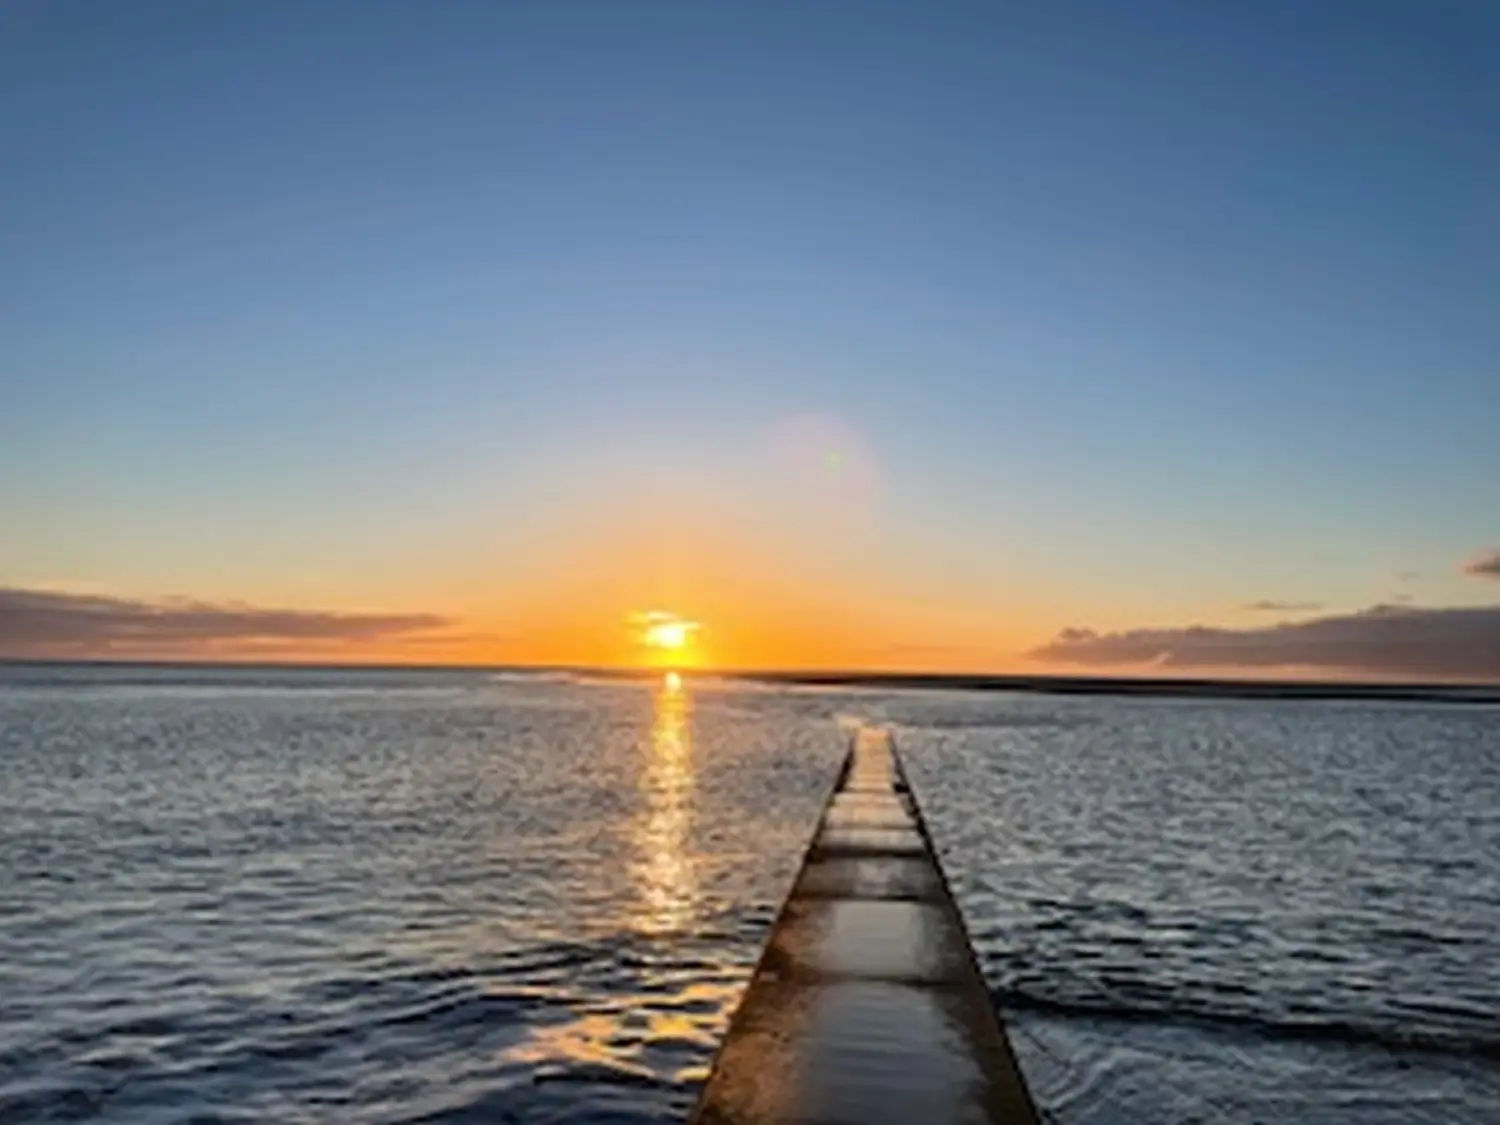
[
  {"left": 632, "top": 675, "right": 698, "bottom": 937},
  {"left": 494, "top": 676, "right": 731, "bottom": 1107}
]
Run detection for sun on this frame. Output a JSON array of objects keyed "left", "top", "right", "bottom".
[
  {"left": 634, "top": 611, "right": 700, "bottom": 663},
  {"left": 644, "top": 620, "right": 691, "bottom": 650}
]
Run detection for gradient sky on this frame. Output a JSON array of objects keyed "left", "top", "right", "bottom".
[{"left": 4, "top": 1, "right": 1499, "bottom": 675}]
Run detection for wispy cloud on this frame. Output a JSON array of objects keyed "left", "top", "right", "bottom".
[
  {"left": 1462, "top": 549, "right": 1500, "bottom": 580},
  {"left": 1031, "top": 604, "right": 1500, "bottom": 681},
  {"left": 0, "top": 587, "right": 452, "bottom": 658},
  {"left": 1241, "top": 599, "right": 1323, "bottom": 613}
]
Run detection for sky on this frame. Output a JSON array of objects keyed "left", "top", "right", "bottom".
[{"left": 3, "top": 1, "right": 1499, "bottom": 678}]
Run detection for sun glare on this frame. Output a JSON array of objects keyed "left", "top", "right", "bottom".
[
  {"left": 634, "top": 611, "right": 700, "bottom": 664},
  {"left": 645, "top": 620, "right": 690, "bottom": 650}
]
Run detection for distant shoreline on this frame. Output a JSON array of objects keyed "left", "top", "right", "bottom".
[
  {"left": 3, "top": 658, "right": 1498, "bottom": 704},
  {"left": 739, "top": 670, "right": 1500, "bottom": 704}
]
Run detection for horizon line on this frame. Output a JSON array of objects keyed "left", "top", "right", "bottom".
[{"left": 4, "top": 657, "right": 1498, "bottom": 702}]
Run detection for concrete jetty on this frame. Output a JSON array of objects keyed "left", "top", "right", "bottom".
[{"left": 690, "top": 727, "right": 1040, "bottom": 1125}]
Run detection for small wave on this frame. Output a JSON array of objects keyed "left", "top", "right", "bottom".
[
  {"left": 374, "top": 988, "right": 530, "bottom": 1034},
  {"left": 487, "top": 671, "right": 581, "bottom": 685},
  {"left": 888, "top": 714, "right": 1098, "bottom": 734},
  {"left": 996, "top": 987, "right": 1500, "bottom": 1062},
  {"left": 531, "top": 1061, "right": 672, "bottom": 1090}
]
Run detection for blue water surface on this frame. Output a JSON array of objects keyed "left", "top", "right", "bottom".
[{"left": 2, "top": 666, "right": 1497, "bottom": 1123}]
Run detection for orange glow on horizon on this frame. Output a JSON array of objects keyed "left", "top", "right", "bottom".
[{"left": 43, "top": 500, "right": 1060, "bottom": 671}]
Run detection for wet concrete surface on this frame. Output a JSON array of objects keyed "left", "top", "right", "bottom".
[{"left": 690, "top": 728, "right": 1040, "bottom": 1125}]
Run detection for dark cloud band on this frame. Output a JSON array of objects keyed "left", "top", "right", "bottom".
[
  {"left": 1032, "top": 604, "right": 1500, "bottom": 680},
  {"left": 1463, "top": 550, "right": 1500, "bottom": 580},
  {"left": 0, "top": 587, "right": 449, "bottom": 655}
]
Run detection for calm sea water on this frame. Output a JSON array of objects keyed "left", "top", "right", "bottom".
[{"left": 2, "top": 666, "right": 1497, "bottom": 1123}]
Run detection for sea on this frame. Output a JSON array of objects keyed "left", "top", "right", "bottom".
[{"left": 2, "top": 664, "right": 1497, "bottom": 1124}]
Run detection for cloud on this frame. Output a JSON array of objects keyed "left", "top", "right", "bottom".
[
  {"left": 1031, "top": 603, "right": 1500, "bottom": 680},
  {"left": 0, "top": 587, "right": 451, "bottom": 657},
  {"left": 1462, "top": 550, "right": 1500, "bottom": 580},
  {"left": 1241, "top": 599, "right": 1323, "bottom": 613}
]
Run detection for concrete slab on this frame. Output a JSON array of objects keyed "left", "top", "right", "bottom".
[
  {"left": 823, "top": 794, "right": 913, "bottom": 830},
  {"left": 771, "top": 899, "right": 965, "bottom": 982},
  {"left": 795, "top": 854, "right": 943, "bottom": 902},
  {"left": 816, "top": 824, "right": 927, "bottom": 855}
]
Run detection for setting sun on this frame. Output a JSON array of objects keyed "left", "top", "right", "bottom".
[
  {"left": 634, "top": 611, "right": 700, "bottom": 664},
  {"left": 644, "top": 620, "right": 691, "bottom": 650}
]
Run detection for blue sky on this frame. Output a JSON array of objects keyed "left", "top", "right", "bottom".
[{"left": 3, "top": 1, "right": 1498, "bottom": 673}]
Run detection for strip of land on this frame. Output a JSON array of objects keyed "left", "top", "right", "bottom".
[{"left": 738, "top": 670, "right": 1500, "bottom": 704}]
